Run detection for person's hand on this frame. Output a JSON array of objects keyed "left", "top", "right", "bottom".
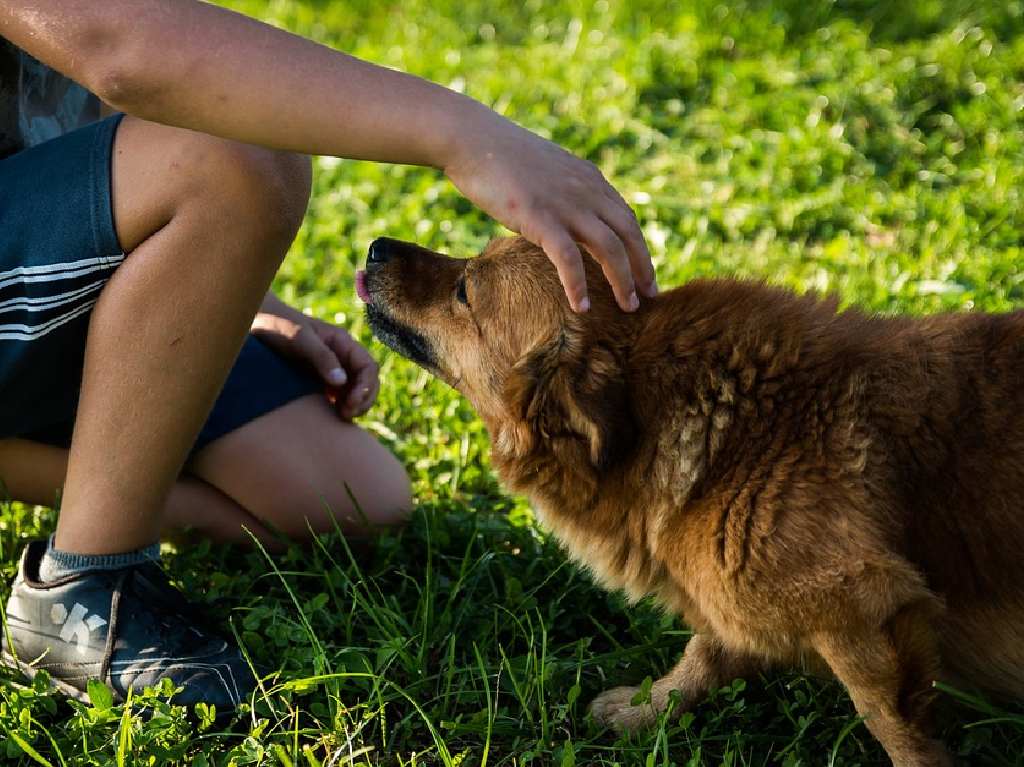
[
  {"left": 442, "top": 108, "right": 656, "bottom": 313},
  {"left": 252, "top": 299, "right": 380, "bottom": 420}
]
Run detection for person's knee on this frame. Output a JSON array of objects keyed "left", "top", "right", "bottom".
[
  {"left": 189, "top": 394, "right": 414, "bottom": 541},
  {"left": 318, "top": 455, "right": 413, "bottom": 534},
  {"left": 248, "top": 149, "right": 312, "bottom": 238},
  {"left": 350, "top": 450, "right": 414, "bottom": 530},
  {"left": 245, "top": 453, "right": 410, "bottom": 542},
  {"left": 196, "top": 140, "right": 312, "bottom": 242},
  {"left": 302, "top": 442, "right": 413, "bottom": 536},
  {"left": 111, "top": 117, "right": 312, "bottom": 254}
]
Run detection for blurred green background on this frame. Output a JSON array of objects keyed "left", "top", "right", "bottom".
[
  {"left": 252, "top": 0, "right": 1024, "bottom": 323},
  {"left": 3, "top": 1, "right": 1024, "bottom": 764}
]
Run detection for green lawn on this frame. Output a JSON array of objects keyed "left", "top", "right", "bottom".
[{"left": 4, "top": 0, "right": 1024, "bottom": 764}]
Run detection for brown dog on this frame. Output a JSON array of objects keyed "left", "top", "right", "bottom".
[{"left": 358, "top": 235, "right": 1024, "bottom": 766}]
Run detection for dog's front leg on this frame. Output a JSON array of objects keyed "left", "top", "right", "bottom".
[{"left": 589, "top": 632, "right": 763, "bottom": 732}]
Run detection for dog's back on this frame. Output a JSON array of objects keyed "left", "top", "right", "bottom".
[
  {"left": 875, "top": 309, "right": 1024, "bottom": 697},
  {"left": 635, "top": 282, "right": 1024, "bottom": 697}
]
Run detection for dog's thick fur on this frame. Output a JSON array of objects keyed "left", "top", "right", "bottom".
[{"left": 363, "top": 236, "right": 1024, "bottom": 766}]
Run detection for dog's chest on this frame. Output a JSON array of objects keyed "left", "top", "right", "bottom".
[
  {"left": 533, "top": 499, "right": 673, "bottom": 604},
  {"left": 535, "top": 488, "right": 756, "bottom": 620}
]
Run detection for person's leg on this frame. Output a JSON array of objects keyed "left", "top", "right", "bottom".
[
  {"left": 186, "top": 393, "right": 413, "bottom": 539},
  {"left": 0, "top": 394, "right": 412, "bottom": 548},
  {"left": 0, "top": 437, "right": 279, "bottom": 546},
  {"left": 55, "top": 116, "right": 311, "bottom": 554},
  {"left": 1, "top": 116, "right": 312, "bottom": 710}
]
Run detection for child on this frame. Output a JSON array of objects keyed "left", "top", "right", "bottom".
[{"left": 0, "top": 0, "right": 655, "bottom": 709}]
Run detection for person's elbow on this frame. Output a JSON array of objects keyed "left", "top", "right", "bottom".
[
  {"left": 89, "top": 65, "right": 157, "bottom": 112},
  {"left": 75, "top": 23, "right": 169, "bottom": 115},
  {"left": 88, "top": 56, "right": 169, "bottom": 116}
]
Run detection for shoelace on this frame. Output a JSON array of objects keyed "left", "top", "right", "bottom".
[
  {"left": 98, "top": 569, "right": 128, "bottom": 686},
  {"left": 97, "top": 565, "right": 228, "bottom": 688}
]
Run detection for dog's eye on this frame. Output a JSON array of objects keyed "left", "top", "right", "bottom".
[{"left": 455, "top": 276, "right": 469, "bottom": 305}]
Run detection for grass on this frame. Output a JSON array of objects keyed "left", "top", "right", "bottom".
[{"left": 3, "top": 0, "right": 1024, "bottom": 763}]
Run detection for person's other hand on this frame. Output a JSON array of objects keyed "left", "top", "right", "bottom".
[
  {"left": 252, "top": 311, "right": 379, "bottom": 419},
  {"left": 443, "top": 112, "right": 656, "bottom": 313}
]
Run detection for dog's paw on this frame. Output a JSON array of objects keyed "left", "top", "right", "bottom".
[{"left": 588, "top": 686, "right": 662, "bottom": 733}]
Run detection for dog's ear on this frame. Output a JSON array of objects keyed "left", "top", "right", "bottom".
[{"left": 502, "top": 333, "right": 634, "bottom": 471}]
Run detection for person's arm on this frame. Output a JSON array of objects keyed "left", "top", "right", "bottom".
[{"left": 1, "top": 0, "right": 655, "bottom": 312}]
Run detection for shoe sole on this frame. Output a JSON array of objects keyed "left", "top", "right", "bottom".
[
  {"left": 1, "top": 650, "right": 91, "bottom": 703},
  {"left": 2, "top": 650, "right": 243, "bottom": 725}
]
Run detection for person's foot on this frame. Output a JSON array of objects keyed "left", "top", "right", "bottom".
[{"left": 2, "top": 540, "right": 255, "bottom": 711}]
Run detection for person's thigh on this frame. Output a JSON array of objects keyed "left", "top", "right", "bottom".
[
  {"left": 188, "top": 393, "right": 412, "bottom": 538},
  {"left": 0, "top": 116, "right": 125, "bottom": 441}
]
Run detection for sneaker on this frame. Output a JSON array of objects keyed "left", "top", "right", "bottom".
[{"left": 1, "top": 540, "right": 255, "bottom": 711}]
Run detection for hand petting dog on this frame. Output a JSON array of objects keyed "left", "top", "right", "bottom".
[{"left": 442, "top": 108, "right": 657, "bottom": 314}]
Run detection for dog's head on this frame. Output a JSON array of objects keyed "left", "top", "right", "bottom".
[{"left": 358, "top": 236, "right": 636, "bottom": 472}]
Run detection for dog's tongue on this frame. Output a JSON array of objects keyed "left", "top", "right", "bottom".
[{"left": 355, "top": 270, "right": 371, "bottom": 303}]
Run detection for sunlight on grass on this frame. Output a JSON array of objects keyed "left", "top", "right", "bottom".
[{"left": 3, "top": 0, "right": 1024, "bottom": 764}]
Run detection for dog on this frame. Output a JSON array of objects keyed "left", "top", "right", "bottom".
[{"left": 357, "top": 234, "right": 1024, "bottom": 766}]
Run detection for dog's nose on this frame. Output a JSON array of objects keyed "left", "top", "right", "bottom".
[{"left": 367, "top": 238, "right": 391, "bottom": 265}]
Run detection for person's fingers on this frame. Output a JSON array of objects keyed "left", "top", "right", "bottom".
[
  {"left": 526, "top": 217, "right": 590, "bottom": 312},
  {"left": 575, "top": 216, "right": 638, "bottom": 312},
  {"left": 325, "top": 329, "right": 375, "bottom": 378},
  {"left": 343, "top": 360, "right": 379, "bottom": 417},
  {"left": 568, "top": 156, "right": 653, "bottom": 301},
  {"left": 296, "top": 327, "right": 347, "bottom": 386},
  {"left": 323, "top": 331, "right": 379, "bottom": 417},
  {"left": 348, "top": 369, "right": 380, "bottom": 417},
  {"left": 601, "top": 199, "right": 657, "bottom": 298}
]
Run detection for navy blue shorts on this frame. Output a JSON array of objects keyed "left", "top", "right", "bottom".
[{"left": 0, "top": 114, "right": 321, "bottom": 452}]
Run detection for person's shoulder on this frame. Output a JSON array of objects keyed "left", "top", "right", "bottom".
[{"left": 0, "top": 36, "right": 22, "bottom": 158}]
